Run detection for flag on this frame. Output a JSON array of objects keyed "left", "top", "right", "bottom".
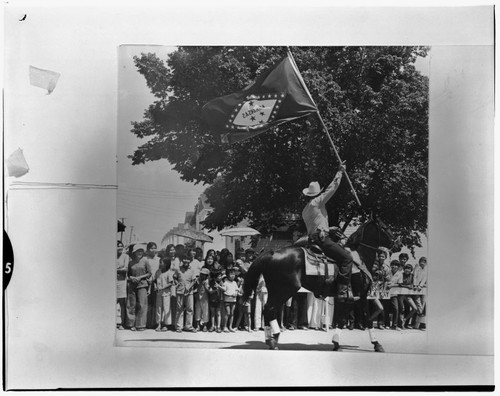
[
  {"left": 202, "top": 54, "right": 317, "bottom": 144},
  {"left": 6, "top": 148, "right": 30, "bottom": 178},
  {"left": 29, "top": 65, "right": 61, "bottom": 94}
]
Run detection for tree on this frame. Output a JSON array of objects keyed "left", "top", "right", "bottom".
[{"left": 129, "top": 46, "right": 429, "bottom": 251}]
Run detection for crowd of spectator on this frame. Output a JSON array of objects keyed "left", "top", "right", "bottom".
[{"left": 116, "top": 242, "right": 427, "bottom": 333}]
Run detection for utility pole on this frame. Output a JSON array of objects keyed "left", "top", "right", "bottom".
[
  {"left": 128, "top": 225, "right": 134, "bottom": 245},
  {"left": 119, "top": 217, "right": 126, "bottom": 243}
]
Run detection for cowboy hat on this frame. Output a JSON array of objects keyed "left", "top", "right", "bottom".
[{"left": 302, "top": 181, "right": 323, "bottom": 197}]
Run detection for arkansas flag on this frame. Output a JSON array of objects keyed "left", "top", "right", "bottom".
[{"left": 202, "top": 54, "right": 317, "bottom": 144}]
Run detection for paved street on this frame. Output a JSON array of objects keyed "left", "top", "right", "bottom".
[{"left": 116, "top": 326, "right": 428, "bottom": 353}]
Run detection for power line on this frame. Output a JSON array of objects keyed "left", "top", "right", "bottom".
[
  {"left": 117, "top": 201, "right": 191, "bottom": 217},
  {"left": 118, "top": 190, "right": 201, "bottom": 200},
  {"left": 119, "top": 186, "right": 203, "bottom": 196},
  {"left": 10, "top": 181, "right": 117, "bottom": 190},
  {"left": 118, "top": 197, "right": 192, "bottom": 213}
]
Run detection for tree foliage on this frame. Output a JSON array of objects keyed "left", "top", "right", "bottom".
[{"left": 129, "top": 46, "right": 429, "bottom": 250}]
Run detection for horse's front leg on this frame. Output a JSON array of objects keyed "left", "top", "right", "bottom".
[
  {"left": 263, "top": 302, "right": 281, "bottom": 350},
  {"left": 359, "top": 297, "right": 385, "bottom": 352},
  {"left": 331, "top": 327, "right": 341, "bottom": 351}
]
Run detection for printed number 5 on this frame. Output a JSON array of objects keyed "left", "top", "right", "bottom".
[{"left": 5, "top": 262, "right": 12, "bottom": 274}]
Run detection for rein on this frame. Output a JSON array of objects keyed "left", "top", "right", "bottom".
[
  {"left": 349, "top": 220, "right": 396, "bottom": 252},
  {"left": 358, "top": 242, "right": 380, "bottom": 251}
]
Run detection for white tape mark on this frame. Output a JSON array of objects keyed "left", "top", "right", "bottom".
[
  {"left": 29, "top": 65, "right": 61, "bottom": 94},
  {"left": 270, "top": 319, "right": 280, "bottom": 334}
]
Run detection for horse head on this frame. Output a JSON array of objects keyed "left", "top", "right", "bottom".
[{"left": 345, "top": 217, "right": 399, "bottom": 252}]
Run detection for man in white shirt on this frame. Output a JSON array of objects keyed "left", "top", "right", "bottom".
[{"left": 301, "top": 163, "right": 353, "bottom": 299}]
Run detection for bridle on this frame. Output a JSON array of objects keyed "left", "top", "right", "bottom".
[{"left": 347, "top": 219, "right": 398, "bottom": 252}]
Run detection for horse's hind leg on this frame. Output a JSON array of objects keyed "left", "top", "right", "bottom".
[{"left": 263, "top": 292, "right": 294, "bottom": 350}]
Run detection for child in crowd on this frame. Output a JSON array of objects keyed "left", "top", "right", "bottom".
[
  {"left": 370, "top": 260, "right": 390, "bottom": 329},
  {"left": 237, "top": 248, "right": 254, "bottom": 277},
  {"left": 399, "top": 263, "right": 418, "bottom": 329},
  {"left": 154, "top": 258, "right": 175, "bottom": 331},
  {"left": 367, "top": 261, "right": 386, "bottom": 330},
  {"left": 208, "top": 272, "right": 223, "bottom": 332},
  {"left": 194, "top": 268, "right": 210, "bottom": 332},
  {"left": 173, "top": 254, "right": 197, "bottom": 333},
  {"left": 235, "top": 248, "right": 245, "bottom": 262},
  {"left": 221, "top": 269, "right": 239, "bottom": 332},
  {"left": 387, "top": 259, "right": 403, "bottom": 330},
  {"left": 234, "top": 278, "right": 252, "bottom": 332},
  {"left": 398, "top": 253, "right": 409, "bottom": 269},
  {"left": 412, "top": 257, "right": 428, "bottom": 330}
]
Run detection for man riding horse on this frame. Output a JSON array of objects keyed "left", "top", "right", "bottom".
[{"left": 301, "top": 162, "right": 355, "bottom": 300}]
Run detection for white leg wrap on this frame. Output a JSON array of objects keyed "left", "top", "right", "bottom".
[
  {"left": 368, "top": 328, "right": 377, "bottom": 343},
  {"left": 264, "top": 326, "right": 273, "bottom": 340},
  {"left": 270, "top": 319, "right": 280, "bottom": 334},
  {"left": 331, "top": 328, "right": 340, "bottom": 343}
]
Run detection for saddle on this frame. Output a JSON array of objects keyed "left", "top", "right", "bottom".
[
  {"left": 294, "top": 236, "right": 371, "bottom": 300},
  {"left": 294, "top": 237, "right": 338, "bottom": 298}
]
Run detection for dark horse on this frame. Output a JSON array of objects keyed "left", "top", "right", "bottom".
[{"left": 243, "top": 217, "right": 399, "bottom": 351}]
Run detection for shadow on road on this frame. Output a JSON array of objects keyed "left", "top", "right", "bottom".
[
  {"left": 223, "top": 341, "right": 371, "bottom": 352},
  {"left": 122, "top": 338, "right": 228, "bottom": 344}
]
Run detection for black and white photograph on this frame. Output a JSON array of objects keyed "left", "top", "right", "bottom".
[
  {"left": 3, "top": 4, "right": 495, "bottom": 390},
  {"left": 116, "top": 45, "right": 430, "bottom": 353}
]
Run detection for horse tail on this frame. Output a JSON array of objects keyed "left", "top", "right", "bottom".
[{"left": 243, "top": 251, "right": 272, "bottom": 301}]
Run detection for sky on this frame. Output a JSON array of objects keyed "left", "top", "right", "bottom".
[
  {"left": 117, "top": 45, "right": 430, "bottom": 247},
  {"left": 117, "top": 45, "right": 207, "bottom": 245}
]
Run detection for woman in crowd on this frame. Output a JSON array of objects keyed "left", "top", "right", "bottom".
[
  {"left": 219, "top": 249, "right": 235, "bottom": 271},
  {"left": 116, "top": 241, "right": 129, "bottom": 330},
  {"left": 165, "top": 244, "right": 181, "bottom": 271},
  {"left": 187, "top": 248, "right": 203, "bottom": 328},
  {"left": 203, "top": 249, "right": 216, "bottom": 264},
  {"left": 204, "top": 253, "right": 223, "bottom": 278},
  {"left": 126, "top": 245, "right": 152, "bottom": 331},
  {"left": 145, "top": 242, "right": 160, "bottom": 329},
  {"left": 165, "top": 244, "right": 180, "bottom": 322}
]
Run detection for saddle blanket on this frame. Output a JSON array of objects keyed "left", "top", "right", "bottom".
[
  {"left": 302, "top": 247, "right": 369, "bottom": 279},
  {"left": 302, "top": 248, "right": 336, "bottom": 277}
]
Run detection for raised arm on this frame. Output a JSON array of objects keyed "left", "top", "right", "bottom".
[{"left": 313, "top": 164, "right": 345, "bottom": 205}]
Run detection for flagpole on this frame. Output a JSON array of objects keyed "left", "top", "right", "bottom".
[{"left": 286, "top": 48, "right": 363, "bottom": 209}]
